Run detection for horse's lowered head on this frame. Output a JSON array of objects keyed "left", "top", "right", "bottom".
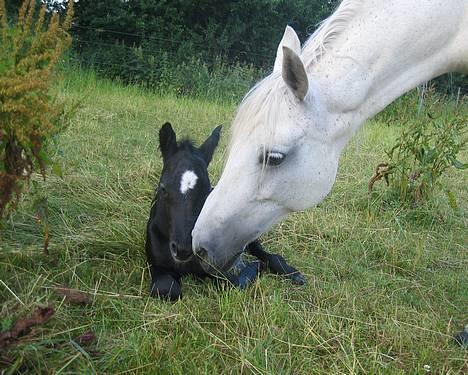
[
  {"left": 193, "top": 26, "right": 342, "bottom": 271},
  {"left": 193, "top": 0, "right": 468, "bottom": 270},
  {"left": 156, "top": 122, "right": 221, "bottom": 263}
]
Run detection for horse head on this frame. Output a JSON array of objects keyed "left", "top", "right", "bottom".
[{"left": 193, "top": 27, "right": 341, "bottom": 271}]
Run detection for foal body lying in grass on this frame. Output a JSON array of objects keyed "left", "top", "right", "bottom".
[{"left": 145, "top": 122, "right": 305, "bottom": 300}]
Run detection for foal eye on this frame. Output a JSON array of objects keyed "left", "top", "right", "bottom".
[
  {"left": 259, "top": 151, "right": 286, "bottom": 166},
  {"left": 159, "top": 184, "right": 168, "bottom": 195}
]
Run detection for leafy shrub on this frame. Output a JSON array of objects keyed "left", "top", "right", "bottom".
[
  {"left": 370, "top": 90, "right": 467, "bottom": 205},
  {"left": 434, "top": 72, "right": 468, "bottom": 96},
  {"left": 69, "top": 1, "right": 467, "bottom": 99},
  {"left": 0, "top": 0, "right": 73, "bottom": 217},
  {"left": 71, "top": 0, "right": 339, "bottom": 69},
  {"left": 75, "top": 42, "right": 263, "bottom": 102}
]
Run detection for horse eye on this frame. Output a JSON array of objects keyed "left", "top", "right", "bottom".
[{"left": 260, "top": 151, "right": 286, "bottom": 166}]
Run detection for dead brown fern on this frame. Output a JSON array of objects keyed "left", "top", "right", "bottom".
[
  {"left": 0, "top": 0, "right": 74, "bottom": 217},
  {"left": 368, "top": 163, "right": 391, "bottom": 192}
]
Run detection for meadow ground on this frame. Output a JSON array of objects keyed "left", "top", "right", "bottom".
[{"left": 1, "top": 71, "right": 467, "bottom": 374}]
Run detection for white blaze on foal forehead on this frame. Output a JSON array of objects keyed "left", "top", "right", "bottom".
[{"left": 180, "top": 170, "right": 198, "bottom": 194}]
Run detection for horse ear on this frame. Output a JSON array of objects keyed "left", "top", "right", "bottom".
[
  {"left": 200, "top": 125, "right": 222, "bottom": 165},
  {"left": 159, "top": 122, "right": 177, "bottom": 160},
  {"left": 282, "top": 46, "right": 309, "bottom": 101},
  {"left": 273, "top": 25, "right": 301, "bottom": 73}
]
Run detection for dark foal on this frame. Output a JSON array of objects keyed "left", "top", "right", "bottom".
[{"left": 145, "top": 122, "right": 305, "bottom": 300}]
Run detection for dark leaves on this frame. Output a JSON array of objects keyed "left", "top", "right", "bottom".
[
  {"left": 76, "top": 330, "right": 97, "bottom": 346},
  {"left": 0, "top": 306, "right": 55, "bottom": 350},
  {"left": 53, "top": 287, "right": 91, "bottom": 305}
]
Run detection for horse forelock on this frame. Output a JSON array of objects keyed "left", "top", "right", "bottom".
[
  {"left": 174, "top": 139, "right": 207, "bottom": 166},
  {"left": 177, "top": 139, "right": 196, "bottom": 153},
  {"left": 229, "top": 74, "right": 287, "bottom": 155}
]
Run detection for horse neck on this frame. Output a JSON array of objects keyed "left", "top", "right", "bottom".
[{"left": 303, "top": 0, "right": 468, "bottom": 146}]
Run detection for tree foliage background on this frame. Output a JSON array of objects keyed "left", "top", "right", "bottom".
[
  {"left": 4, "top": 0, "right": 467, "bottom": 96},
  {"left": 64, "top": 0, "right": 342, "bottom": 95},
  {"left": 71, "top": 0, "right": 338, "bottom": 65},
  {"left": 73, "top": 0, "right": 468, "bottom": 95}
]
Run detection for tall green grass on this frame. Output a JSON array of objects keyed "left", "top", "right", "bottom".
[
  {"left": 66, "top": 53, "right": 265, "bottom": 103},
  {"left": 0, "top": 70, "right": 467, "bottom": 374}
]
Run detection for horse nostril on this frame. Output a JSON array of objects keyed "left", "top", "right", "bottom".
[
  {"left": 169, "top": 241, "right": 179, "bottom": 257},
  {"left": 194, "top": 247, "right": 208, "bottom": 260}
]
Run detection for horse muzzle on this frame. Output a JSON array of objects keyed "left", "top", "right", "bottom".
[{"left": 193, "top": 241, "right": 243, "bottom": 274}]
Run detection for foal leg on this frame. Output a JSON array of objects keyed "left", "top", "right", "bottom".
[
  {"left": 454, "top": 326, "right": 468, "bottom": 347},
  {"left": 246, "top": 240, "right": 306, "bottom": 285},
  {"left": 214, "top": 256, "right": 261, "bottom": 290},
  {"left": 146, "top": 228, "right": 182, "bottom": 300}
]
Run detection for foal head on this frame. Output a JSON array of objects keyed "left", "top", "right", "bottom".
[{"left": 155, "top": 122, "right": 221, "bottom": 262}]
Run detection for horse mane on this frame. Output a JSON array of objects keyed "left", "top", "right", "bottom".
[
  {"left": 228, "top": 0, "right": 363, "bottom": 153},
  {"left": 301, "top": 0, "right": 364, "bottom": 65}
]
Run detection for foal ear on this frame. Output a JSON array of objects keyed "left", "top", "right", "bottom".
[
  {"left": 273, "top": 25, "right": 301, "bottom": 73},
  {"left": 282, "top": 46, "right": 309, "bottom": 101},
  {"left": 159, "top": 122, "right": 177, "bottom": 160},
  {"left": 200, "top": 125, "right": 222, "bottom": 165}
]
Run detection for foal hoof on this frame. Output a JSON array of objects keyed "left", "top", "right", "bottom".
[
  {"left": 266, "top": 254, "right": 306, "bottom": 285},
  {"left": 288, "top": 271, "right": 307, "bottom": 286},
  {"left": 150, "top": 275, "right": 182, "bottom": 301},
  {"left": 454, "top": 326, "right": 468, "bottom": 347}
]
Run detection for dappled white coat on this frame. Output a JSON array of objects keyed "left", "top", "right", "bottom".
[{"left": 192, "top": 0, "right": 468, "bottom": 270}]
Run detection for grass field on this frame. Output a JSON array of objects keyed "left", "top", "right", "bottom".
[{"left": 1, "top": 71, "right": 467, "bottom": 374}]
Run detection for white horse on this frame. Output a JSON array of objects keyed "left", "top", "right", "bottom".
[{"left": 192, "top": 0, "right": 468, "bottom": 270}]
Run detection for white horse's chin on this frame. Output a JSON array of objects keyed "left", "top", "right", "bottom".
[{"left": 192, "top": 198, "right": 288, "bottom": 270}]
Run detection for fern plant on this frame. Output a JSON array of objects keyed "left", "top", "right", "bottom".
[{"left": 0, "top": 0, "right": 73, "bottom": 217}]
